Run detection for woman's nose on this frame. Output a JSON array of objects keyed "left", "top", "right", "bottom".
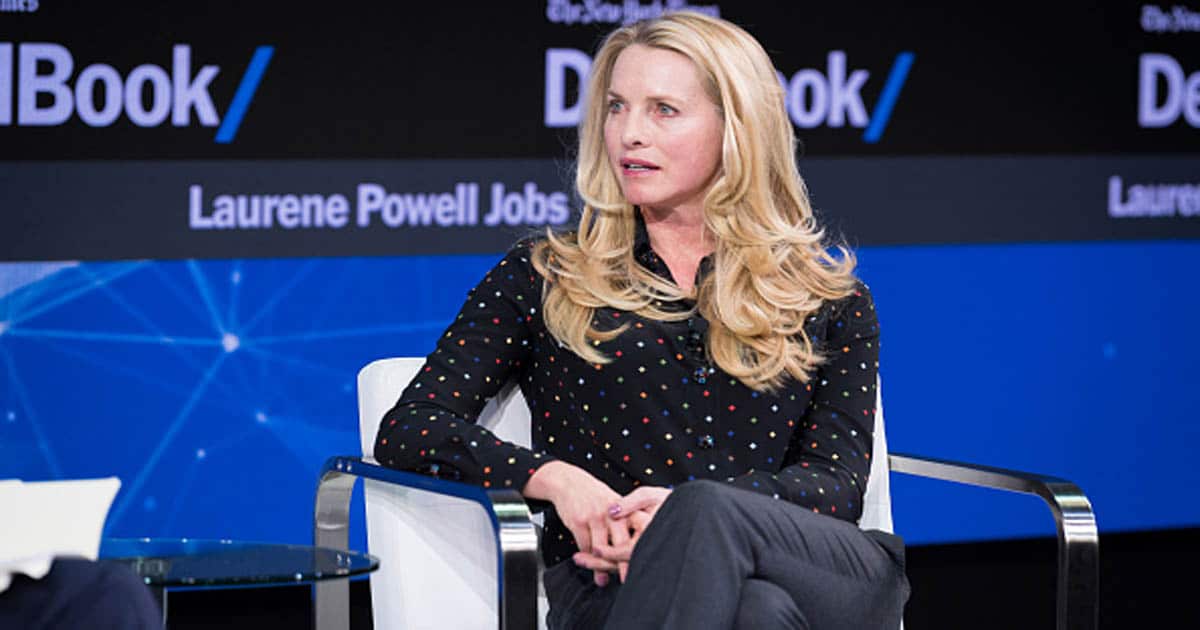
[{"left": 621, "top": 113, "right": 647, "bottom": 147}]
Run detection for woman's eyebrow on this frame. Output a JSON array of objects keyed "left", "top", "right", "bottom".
[{"left": 607, "top": 89, "right": 683, "bottom": 102}]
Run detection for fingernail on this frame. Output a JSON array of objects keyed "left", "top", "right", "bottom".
[{"left": 608, "top": 504, "right": 622, "bottom": 517}]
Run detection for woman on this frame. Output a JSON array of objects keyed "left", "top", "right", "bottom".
[{"left": 375, "top": 11, "right": 909, "bottom": 629}]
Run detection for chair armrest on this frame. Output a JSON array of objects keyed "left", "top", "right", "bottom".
[
  {"left": 313, "top": 455, "right": 540, "bottom": 630},
  {"left": 889, "top": 452, "right": 1098, "bottom": 630}
]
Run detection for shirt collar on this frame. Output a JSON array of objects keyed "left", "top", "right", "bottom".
[
  {"left": 631, "top": 207, "right": 715, "bottom": 287},
  {"left": 633, "top": 207, "right": 653, "bottom": 259}
]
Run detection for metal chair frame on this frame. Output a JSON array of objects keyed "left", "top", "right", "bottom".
[{"left": 314, "top": 449, "right": 1099, "bottom": 630}]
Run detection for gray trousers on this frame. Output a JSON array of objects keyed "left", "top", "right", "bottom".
[{"left": 544, "top": 480, "right": 909, "bottom": 630}]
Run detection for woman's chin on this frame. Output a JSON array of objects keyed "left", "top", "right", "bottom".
[{"left": 619, "top": 191, "right": 657, "bottom": 208}]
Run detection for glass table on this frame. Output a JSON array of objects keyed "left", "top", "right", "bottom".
[{"left": 99, "top": 537, "right": 378, "bottom": 629}]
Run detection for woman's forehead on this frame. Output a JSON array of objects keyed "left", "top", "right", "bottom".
[{"left": 608, "top": 45, "right": 705, "bottom": 99}]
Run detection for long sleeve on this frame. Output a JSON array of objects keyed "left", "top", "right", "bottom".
[
  {"left": 725, "top": 284, "right": 880, "bottom": 523},
  {"left": 373, "top": 242, "right": 554, "bottom": 491}
]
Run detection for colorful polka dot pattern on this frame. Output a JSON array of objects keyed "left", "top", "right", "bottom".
[{"left": 375, "top": 224, "right": 880, "bottom": 567}]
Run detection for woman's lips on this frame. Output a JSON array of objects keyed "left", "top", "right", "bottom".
[{"left": 620, "top": 158, "right": 660, "bottom": 177}]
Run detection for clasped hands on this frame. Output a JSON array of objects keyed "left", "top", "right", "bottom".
[{"left": 524, "top": 460, "right": 671, "bottom": 586}]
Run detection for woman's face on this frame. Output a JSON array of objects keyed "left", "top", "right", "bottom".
[{"left": 603, "top": 44, "right": 724, "bottom": 215}]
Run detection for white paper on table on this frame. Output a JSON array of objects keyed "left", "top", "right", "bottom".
[{"left": 0, "top": 477, "right": 122, "bottom": 593}]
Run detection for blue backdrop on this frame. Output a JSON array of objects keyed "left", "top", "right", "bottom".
[{"left": 2, "top": 239, "right": 1196, "bottom": 548}]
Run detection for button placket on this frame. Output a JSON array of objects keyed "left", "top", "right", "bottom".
[{"left": 684, "top": 316, "right": 719, "bottom": 457}]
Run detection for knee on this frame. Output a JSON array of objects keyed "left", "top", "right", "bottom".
[
  {"left": 659, "top": 479, "right": 739, "bottom": 521},
  {"left": 734, "top": 579, "right": 808, "bottom": 630}
]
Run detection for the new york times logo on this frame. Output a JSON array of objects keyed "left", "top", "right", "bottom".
[{"left": 0, "top": 0, "right": 38, "bottom": 12}]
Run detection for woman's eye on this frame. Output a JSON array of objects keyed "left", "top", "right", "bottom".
[
  {"left": 657, "top": 103, "right": 677, "bottom": 115},
  {"left": 607, "top": 100, "right": 624, "bottom": 113}
]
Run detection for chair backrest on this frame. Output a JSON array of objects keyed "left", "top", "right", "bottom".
[
  {"left": 358, "top": 357, "right": 533, "bottom": 630},
  {"left": 357, "top": 357, "right": 895, "bottom": 629},
  {"left": 860, "top": 380, "right": 895, "bottom": 533}
]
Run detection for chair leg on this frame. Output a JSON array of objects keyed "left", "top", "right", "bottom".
[
  {"left": 488, "top": 489, "right": 541, "bottom": 630},
  {"left": 314, "top": 468, "right": 357, "bottom": 630},
  {"left": 889, "top": 453, "right": 1099, "bottom": 630}
]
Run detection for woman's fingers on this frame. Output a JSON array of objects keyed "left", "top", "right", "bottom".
[
  {"left": 597, "top": 537, "right": 636, "bottom": 562},
  {"left": 575, "top": 506, "right": 661, "bottom": 585},
  {"left": 580, "top": 508, "right": 638, "bottom": 586},
  {"left": 589, "top": 515, "right": 609, "bottom": 566},
  {"left": 627, "top": 510, "right": 653, "bottom": 537},
  {"left": 608, "top": 488, "right": 655, "bottom": 519},
  {"left": 595, "top": 509, "right": 655, "bottom": 559},
  {"left": 594, "top": 517, "right": 639, "bottom": 562},
  {"left": 573, "top": 552, "right": 620, "bottom": 572},
  {"left": 566, "top": 520, "right": 591, "bottom": 555},
  {"left": 611, "top": 510, "right": 654, "bottom": 581},
  {"left": 581, "top": 510, "right": 615, "bottom": 587},
  {"left": 544, "top": 475, "right": 667, "bottom": 588},
  {"left": 608, "top": 513, "right": 630, "bottom": 551},
  {"left": 610, "top": 486, "right": 672, "bottom": 520}
]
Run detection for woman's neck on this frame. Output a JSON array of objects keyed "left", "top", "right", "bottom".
[
  {"left": 641, "top": 206, "right": 710, "bottom": 254},
  {"left": 639, "top": 205, "right": 713, "bottom": 292}
]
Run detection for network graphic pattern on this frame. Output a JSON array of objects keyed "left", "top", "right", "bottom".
[
  {"left": 3, "top": 242, "right": 1199, "bottom": 545},
  {"left": 0, "top": 255, "right": 497, "bottom": 545}
]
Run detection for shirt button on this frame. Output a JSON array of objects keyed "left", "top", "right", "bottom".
[{"left": 698, "top": 435, "right": 715, "bottom": 449}]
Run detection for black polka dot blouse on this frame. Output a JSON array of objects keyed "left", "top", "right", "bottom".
[{"left": 375, "top": 219, "right": 881, "bottom": 568}]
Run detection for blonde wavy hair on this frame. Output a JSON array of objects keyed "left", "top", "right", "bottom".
[{"left": 532, "top": 11, "right": 858, "bottom": 391}]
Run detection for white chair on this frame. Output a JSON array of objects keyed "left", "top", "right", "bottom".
[{"left": 315, "top": 357, "right": 1098, "bottom": 630}]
